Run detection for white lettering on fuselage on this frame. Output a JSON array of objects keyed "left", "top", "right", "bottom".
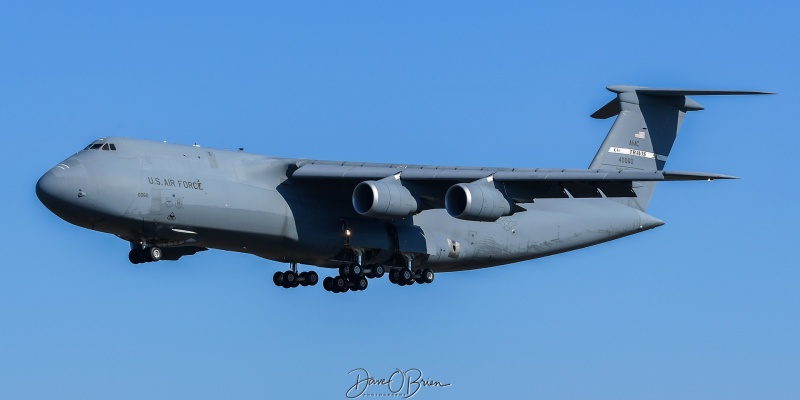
[{"left": 147, "top": 176, "right": 203, "bottom": 190}]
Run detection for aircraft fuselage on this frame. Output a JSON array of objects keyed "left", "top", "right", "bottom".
[{"left": 37, "top": 137, "right": 662, "bottom": 273}]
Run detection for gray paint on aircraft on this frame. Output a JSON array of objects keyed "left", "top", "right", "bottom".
[{"left": 35, "top": 85, "right": 771, "bottom": 291}]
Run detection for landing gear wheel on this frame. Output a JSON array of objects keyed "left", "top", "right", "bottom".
[
  {"left": 333, "top": 276, "right": 347, "bottom": 293},
  {"left": 128, "top": 249, "right": 142, "bottom": 264},
  {"left": 273, "top": 271, "right": 285, "bottom": 286},
  {"left": 140, "top": 249, "right": 153, "bottom": 262},
  {"left": 283, "top": 271, "right": 298, "bottom": 288},
  {"left": 373, "top": 265, "right": 385, "bottom": 278},
  {"left": 323, "top": 276, "right": 333, "bottom": 291},
  {"left": 400, "top": 269, "right": 413, "bottom": 283},
  {"left": 339, "top": 264, "right": 350, "bottom": 277},
  {"left": 354, "top": 277, "right": 368, "bottom": 291},
  {"left": 422, "top": 268, "right": 434, "bottom": 284},
  {"left": 149, "top": 247, "right": 163, "bottom": 261},
  {"left": 306, "top": 271, "right": 319, "bottom": 286},
  {"left": 350, "top": 263, "right": 363, "bottom": 277},
  {"left": 389, "top": 269, "right": 399, "bottom": 284},
  {"left": 299, "top": 271, "right": 309, "bottom": 286}
]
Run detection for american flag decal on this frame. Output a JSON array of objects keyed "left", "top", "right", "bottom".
[{"left": 635, "top": 131, "right": 646, "bottom": 139}]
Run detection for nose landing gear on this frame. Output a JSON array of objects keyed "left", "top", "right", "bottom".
[{"left": 128, "top": 246, "right": 163, "bottom": 264}]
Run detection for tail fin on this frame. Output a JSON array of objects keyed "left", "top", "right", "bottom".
[{"left": 589, "top": 85, "right": 772, "bottom": 210}]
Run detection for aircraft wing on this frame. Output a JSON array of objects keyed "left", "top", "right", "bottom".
[
  {"left": 290, "top": 162, "right": 735, "bottom": 182},
  {"left": 288, "top": 161, "right": 735, "bottom": 202}
]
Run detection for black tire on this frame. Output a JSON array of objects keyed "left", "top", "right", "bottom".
[
  {"left": 299, "top": 271, "right": 309, "bottom": 286},
  {"left": 351, "top": 263, "right": 363, "bottom": 277},
  {"left": 273, "top": 271, "right": 285, "bottom": 286},
  {"left": 423, "top": 268, "right": 434, "bottom": 284},
  {"left": 373, "top": 265, "right": 385, "bottom": 278},
  {"left": 140, "top": 248, "right": 153, "bottom": 263},
  {"left": 283, "top": 271, "right": 297, "bottom": 288},
  {"left": 400, "top": 269, "right": 413, "bottom": 282},
  {"left": 128, "top": 249, "right": 141, "bottom": 264},
  {"left": 389, "top": 269, "right": 399, "bottom": 284},
  {"left": 149, "top": 247, "right": 163, "bottom": 261},
  {"left": 333, "top": 276, "right": 347, "bottom": 292},
  {"left": 339, "top": 264, "right": 350, "bottom": 277},
  {"left": 307, "top": 271, "right": 319, "bottom": 286},
  {"left": 323, "top": 276, "right": 333, "bottom": 291},
  {"left": 356, "top": 277, "right": 368, "bottom": 291}
]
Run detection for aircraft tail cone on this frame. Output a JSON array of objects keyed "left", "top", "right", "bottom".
[{"left": 638, "top": 212, "right": 664, "bottom": 231}]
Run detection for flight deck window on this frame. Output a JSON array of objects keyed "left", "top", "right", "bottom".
[
  {"left": 110, "top": 144, "right": 116, "bottom": 151},
  {"left": 102, "top": 143, "right": 110, "bottom": 151},
  {"left": 89, "top": 144, "right": 102, "bottom": 150}
]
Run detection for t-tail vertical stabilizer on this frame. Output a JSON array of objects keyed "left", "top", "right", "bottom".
[{"left": 589, "top": 85, "right": 772, "bottom": 211}]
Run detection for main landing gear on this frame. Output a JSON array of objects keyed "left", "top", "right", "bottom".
[
  {"left": 273, "top": 263, "right": 319, "bottom": 289},
  {"left": 388, "top": 267, "right": 435, "bottom": 286},
  {"left": 321, "top": 262, "right": 435, "bottom": 293},
  {"left": 322, "top": 263, "right": 385, "bottom": 293},
  {"left": 129, "top": 246, "right": 163, "bottom": 264},
  {"left": 388, "top": 256, "right": 434, "bottom": 287}
]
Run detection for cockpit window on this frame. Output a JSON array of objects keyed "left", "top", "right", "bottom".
[{"left": 82, "top": 141, "right": 117, "bottom": 151}]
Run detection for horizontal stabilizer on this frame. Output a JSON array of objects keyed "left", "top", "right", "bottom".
[
  {"left": 590, "top": 98, "right": 621, "bottom": 119},
  {"left": 662, "top": 171, "right": 738, "bottom": 181},
  {"left": 592, "top": 86, "right": 774, "bottom": 119},
  {"left": 606, "top": 86, "right": 775, "bottom": 96}
]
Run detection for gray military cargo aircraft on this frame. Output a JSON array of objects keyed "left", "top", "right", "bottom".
[{"left": 36, "top": 85, "right": 770, "bottom": 293}]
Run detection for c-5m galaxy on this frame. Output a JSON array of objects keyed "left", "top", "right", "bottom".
[{"left": 36, "top": 86, "right": 769, "bottom": 293}]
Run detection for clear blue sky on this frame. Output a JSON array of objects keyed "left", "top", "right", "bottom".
[{"left": 2, "top": 1, "right": 798, "bottom": 399}]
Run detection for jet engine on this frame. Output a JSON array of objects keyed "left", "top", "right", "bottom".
[
  {"left": 353, "top": 178, "right": 419, "bottom": 219},
  {"left": 445, "top": 182, "right": 512, "bottom": 221}
]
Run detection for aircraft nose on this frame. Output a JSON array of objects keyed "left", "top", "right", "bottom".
[
  {"left": 35, "top": 170, "right": 61, "bottom": 208},
  {"left": 36, "top": 161, "right": 93, "bottom": 219}
]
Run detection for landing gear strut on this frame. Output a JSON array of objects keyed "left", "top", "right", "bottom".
[{"left": 273, "top": 263, "right": 319, "bottom": 289}]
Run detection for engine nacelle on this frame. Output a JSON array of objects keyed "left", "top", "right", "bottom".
[
  {"left": 353, "top": 178, "right": 419, "bottom": 219},
  {"left": 445, "top": 182, "right": 512, "bottom": 221}
]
